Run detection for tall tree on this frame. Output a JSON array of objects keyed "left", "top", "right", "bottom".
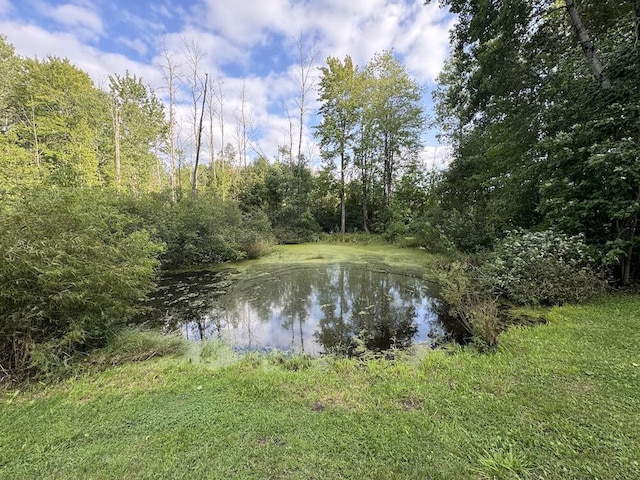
[
  {"left": 365, "top": 51, "right": 425, "bottom": 207},
  {"left": 316, "top": 56, "right": 359, "bottom": 233},
  {"left": 108, "top": 72, "right": 166, "bottom": 194},
  {"left": 293, "top": 36, "right": 318, "bottom": 166},
  {"left": 183, "top": 38, "right": 206, "bottom": 189},
  {"left": 234, "top": 80, "right": 255, "bottom": 168},
  {"left": 13, "top": 56, "right": 103, "bottom": 187},
  {"left": 429, "top": 0, "right": 640, "bottom": 282},
  {"left": 159, "top": 38, "right": 181, "bottom": 202},
  {"left": 192, "top": 72, "right": 208, "bottom": 198}
]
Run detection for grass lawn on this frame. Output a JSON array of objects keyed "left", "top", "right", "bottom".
[{"left": 1, "top": 247, "right": 639, "bottom": 478}]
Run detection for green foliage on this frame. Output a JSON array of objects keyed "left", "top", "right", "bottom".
[
  {"left": 437, "top": 260, "right": 501, "bottom": 350},
  {"left": 316, "top": 51, "right": 426, "bottom": 233},
  {"left": 108, "top": 72, "right": 167, "bottom": 193},
  {"left": 431, "top": 0, "right": 640, "bottom": 283},
  {"left": 121, "top": 191, "right": 274, "bottom": 267},
  {"left": 87, "top": 329, "right": 186, "bottom": 368},
  {"left": 483, "top": 230, "right": 606, "bottom": 306},
  {"left": 236, "top": 161, "right": 321, "bottom": 244},
  {"left": 0, "top": 188, "right": 163, "bottom": 378}
]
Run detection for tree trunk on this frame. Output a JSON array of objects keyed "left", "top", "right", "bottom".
[
  {"left": 207, "top": 75, "right": 216, "bottom": 185},
  {"left": 383, "top": 132, "right": 393, "bottom": 206},
  {"left": 30, "top": 104, "right": 40, "bottom": 168},
  {"left": 634, "top": 0, "right": 640, "bottom": 44},
  {"left": 192, "top": 73, "right": 208, "bottom": 198},
  {"left": 564, "top": 0, "right": 611, "bottom": 88},
  {"left": 168, "top": 104, "right": 176, "bottom": 202},
  {"left": 113, "top": 106, "right": 121, "bottom": 185},
  {"left": 361, "top": 154, "right": 369, "bottom": 233},
  {"left": 160, "top": 41, "right": 178, "bottom": 203},
  {"left": 340, "top": 149, "right": 346, "bottom": 234},
  {"left": 623, "top": 215, "right": 638, "bottom": 285}
]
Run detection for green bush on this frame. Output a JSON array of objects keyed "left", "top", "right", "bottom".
[
  {"left": 437, "top": 260, "right": 501, "bottom": 350},
  {"left": 120, "top": 193, "right": 274, "bottom": 268},
  {"left": 482, "top": 229, "right": 606, "bottom": 306},
  {"left": 0, "top": 188, "right": 163, "bottom": 378}
]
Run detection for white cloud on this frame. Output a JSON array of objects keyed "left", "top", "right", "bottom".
[
  {"left": 116, "top": 36, "right": 148, "bottom": 56},
  {"left": 0, "top": 0, "right": 13, "bottom": 15},
  {"left": 43, "top": 3, "right": 104, "bottom": 41},
  {"left": 0, "top": 21, "right": 160, "bottom": 87},
  {"left": 49, "top": 4, "right": 102, "bottom": 31},
  {"left": 1, "top": 0, "right": 453, "bottom": 169},
  {"left": 420, "top": 145, "right": 453, "bottom": 170},
  {"left": 202, "top": 0, "right": 293, "bottom": 45}
]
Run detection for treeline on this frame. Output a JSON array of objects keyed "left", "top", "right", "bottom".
[
  {"left": 0, "top": 36, "right": 430, "bottom": 377},
  {"left": 426, "top": 0, "right": 640, "bottom": 284}
]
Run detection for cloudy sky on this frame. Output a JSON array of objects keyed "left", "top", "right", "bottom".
[{"left": 0, "top": 0, "right": 454, "bottom": 168}]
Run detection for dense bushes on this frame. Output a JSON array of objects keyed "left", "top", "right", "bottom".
[
  {"left": 120, "top": 192, "right": 275, "bottom": 268},
  {"left": 437, "top": 229, "right": 606, "bottom": 348},
  {"left": 483, "top": 230, "right": 605, "bottom": 306},
  {"left": 0, "top": 188, "right": 163, "bottom": 378},
  {"left": 0, "top": 188, "right": 275, "bottom": 379}
]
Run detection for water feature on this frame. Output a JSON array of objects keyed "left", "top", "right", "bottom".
[{"left": 145, "top": 263, "right": 454, "bottom": 355}]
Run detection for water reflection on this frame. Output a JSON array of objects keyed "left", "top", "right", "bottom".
[{"left": 146, "top": 264, "right": 447, "bottom": 355}]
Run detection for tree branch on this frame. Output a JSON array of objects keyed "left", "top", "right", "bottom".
[{"left": 564, "top": 0, "right": 611, "bottom": 88}]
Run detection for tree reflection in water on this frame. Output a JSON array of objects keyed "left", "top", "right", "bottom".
[{"left": 145, "top": 264, "right": 444, "bottom": 356}]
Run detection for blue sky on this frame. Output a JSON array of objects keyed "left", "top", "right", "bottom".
[{"left": 0, "top": 0, "right": 454, "bottom": 167}]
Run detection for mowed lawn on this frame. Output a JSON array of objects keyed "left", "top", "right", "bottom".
[{"left": 1, "top": 294, "right": 639, "bottom": 479}]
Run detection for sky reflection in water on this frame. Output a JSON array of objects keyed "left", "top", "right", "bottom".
[{"left": 148, "top": 264, "right": 446, "bottom": 355}]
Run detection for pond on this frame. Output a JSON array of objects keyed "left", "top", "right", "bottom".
[{"left": 144, "top": 263, "right": 457, "bottom": 356}]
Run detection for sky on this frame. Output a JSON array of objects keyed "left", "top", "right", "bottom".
[{"left": 0, "top": 0, "right": 455, "bottom": 169}]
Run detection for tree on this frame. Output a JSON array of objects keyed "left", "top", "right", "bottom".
[
  {"left": 316, "top": 52, "right": 426, "bottom": 233},
  {"left": 109, "top": 72, "right": 167, "bottom": 194},
  {"left": 429, "top": 0, "right": 640, "bottom": 282},
  {"left": 293, "top": 37, "right": 319, "bottom": 166},
  {"left": 192, "top": 72, "right": 208, "bottom": 198},
  {"left": 183, "top": 38, "right": 206, "bottom": 194},
  {"left": 0, "top": 188, "right": 162, "bottom": 377},
  {"left": 316, "top": 56, "right": 360, "bottom": 233},
  {"left": 365, "top": 51, "right": 425, "bottom": 207},
  {"left": 159, "top": 38, "right": 181, "bottom": 202},
  {"left": 11, "top": 56, "right": 104, "bottom": 188},
  {"left": 234, "top": 80, "right": 256, "bottom": 168}
]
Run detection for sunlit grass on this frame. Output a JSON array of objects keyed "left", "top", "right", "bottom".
[{"left": 2, "top": 294, "right": 639, "bottom": 479}]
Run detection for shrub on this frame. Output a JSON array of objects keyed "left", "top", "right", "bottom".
[
  {"left": 482, "top": 229, "right": 605, "bottom": 306},
  {"left": 410, "top": 220, "right": 456, "bottom": 253},
  {"left": 121, "top": 193, "right": 274, "bottom": 268},
  {"left": 437, "top": 260, "right": 501, "bottom": 350},
  {"left": 0, "top": 188, "right": 163, "bottom": 378}
]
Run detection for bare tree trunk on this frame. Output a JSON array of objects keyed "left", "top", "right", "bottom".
[
  {"left": 234, "top": 80, "right": 254, "bottom": 168},
  {"left": 160, "top": 39, "right": 180, "bottom": 203},
  {"left": 184, "top": 38, "right": 206, "bottom": 188},
  {"left": 383, "top": 132, "right": 392, "bottom": 206},
  {"left": 340, "top": 147, "right": 346, "bottom": 234},
  {"left": 284, "top": 103, "right": 294, "bottom": 165},
  {"left": 564, "top": 0, "right": 611, "bottom": 88},
  {"left": 112, "top": 104, "right": 121, "bottom": 185},
  {"left": 361, "top": 154, "right": 370, "bottom": 233},
  {"left": 207, "top": 74, "right": 217, "bottom": 184},
  {"left": 29, "top": 104, "right": 40, "bottom": 168},
  {"left": 294, "top": 37, "right": 318, "bottom": 166},
  {"left": 214, "top": 72, "right": 225, "bottom": 166},
  {"left": 192, "top": 73, "right": 208, "bottom": 198},
  {"left": 240, "top": 81, "right": 247, "bottom": 167}
]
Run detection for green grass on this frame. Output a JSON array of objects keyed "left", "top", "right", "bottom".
[
  {"left": 224, "top": 242, "right": 445, "bottom": 281},
  {"left": 2, "top": 291, "right": 640, "bottom": 478}
]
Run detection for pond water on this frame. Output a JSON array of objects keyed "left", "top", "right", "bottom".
[{"left": 145, "top": 263, "right": 455, "bottom": 356}]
